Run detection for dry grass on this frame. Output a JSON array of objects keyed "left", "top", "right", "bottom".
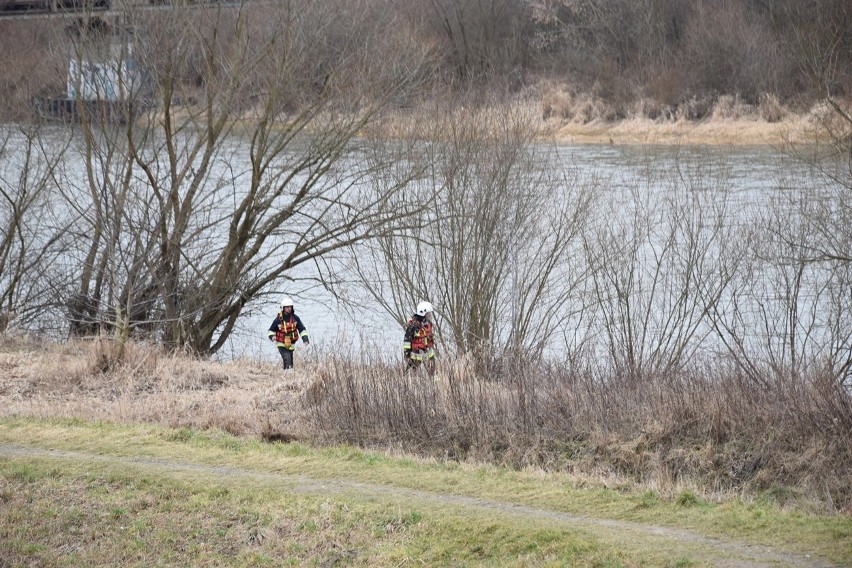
[
  {"left": 3, "top": 334, "right": 850, "bottom": 515},
  {"left": 376, "top": 87, "right": 811, "bottom": 146},
  {"left": 759, "top": 93, "right": 789, "bottom": 123},
  {"left": 534, "top": 82, "right": 823, "bottom": 145},
  {"left": 546, "top": 114, "right": 812, "bottom": 145},
  {"left": 0, "top": 335, "right": 309, "bottom": 441}
]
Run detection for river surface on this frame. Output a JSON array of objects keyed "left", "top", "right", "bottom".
[
  {"left": 2, "top": 127, "right": 837, "bottom": 366},
  {"left": 232, "top": 142, "right": 825, "bottom": 365}
]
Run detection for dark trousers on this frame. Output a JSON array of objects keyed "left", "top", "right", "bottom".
[{"left": 278, "top": 346, "right": 294, "bottom": 370}]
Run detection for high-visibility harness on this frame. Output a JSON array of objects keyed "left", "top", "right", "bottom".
[
  {"left": 411, "top": 320, "right": 433, "bottom": 350},
  {"left": 404, "top": 319, "right": 433, "bottom": 353},
  {"left": 274, "top": 313, "right": 301, "bottom": 347}
]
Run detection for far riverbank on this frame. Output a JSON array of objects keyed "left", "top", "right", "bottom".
[
  {"left": 543, "top": 114, "right": 823, "bottom": 146},
  {"left": 382, "top": 95, "right": 844, "bottom": 147}
]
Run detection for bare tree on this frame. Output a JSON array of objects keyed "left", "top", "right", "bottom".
[
  {"left": 58, "top": 0, "right": 433, "bottom": 355},
  {"left": 708, "top": 189, "right": 852, "bottom": 387},
  {"left": 0, "top": 17, "right": 66, "bottom": 123},
  {"left": 349, "top": 102, "right": 594, "bottom": 360},
  {"left": 777, "top": 0, "right": 852, "bottom": 264},
  {"left": 747, "top": 0, "right": 852, "bottom": 385},
  {"left": 678, "top": 0, "right": 787, "bottom": 104},
  {"left": 424, "top": 0, "right": 530, "bottom": 85},
  {"left": 583, "top": 161, "right": 740, "bottom": 378},
  {"left": 0, "top": 126, "right": 72, "bottom": 334}
]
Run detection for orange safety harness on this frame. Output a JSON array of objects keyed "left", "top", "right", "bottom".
[
  {"left": 408, "top": 319, "right": 433, "bottom": 351},
  {"left": 274, "top": 312, "right": 300, "bottom": 346}
]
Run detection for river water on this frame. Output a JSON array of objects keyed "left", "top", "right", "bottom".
[
  {"left": 3, "top": 126, "right": 842, "bottom": 368},
  {"left": 231, "top": 142, "right": 835, "bottom": 365}
]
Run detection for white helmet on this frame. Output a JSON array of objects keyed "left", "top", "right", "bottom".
[
  {"left": 416, "top": 301, "right": 434, "bottom": 317},
  {"left": 280, "top": 296, "right": 294, "bottom": 308}
]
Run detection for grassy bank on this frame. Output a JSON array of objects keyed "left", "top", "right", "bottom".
[
  {"left": 2, "top": 336, "right": 850, "bottom": 516},
  {"left": 1, "top": 418, "right": 850, "bottom": 567}
]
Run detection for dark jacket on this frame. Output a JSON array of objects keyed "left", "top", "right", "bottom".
[
  {"left": 403, "top": 314, "right": 434, "bottom": 356},
  {"left": 268, "top": 311, "right": 309, "bottom": 350}
]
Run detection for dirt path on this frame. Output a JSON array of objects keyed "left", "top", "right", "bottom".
[{"left": 0, "top": 443, "right": 838, "bottom": 568}]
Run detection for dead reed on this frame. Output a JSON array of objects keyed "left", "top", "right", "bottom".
[{"left": 303, "top": 354, "right": 852, "bottom": 513}]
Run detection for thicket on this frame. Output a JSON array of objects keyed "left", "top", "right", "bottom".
[
  {"left": 0, "top": 0, "right": 850, "bottom": 121},
  {"left": 303, "top": 355, "right": 852, "bottom": 512},
  {"left": 2, "top": 334, "right": 850, "bottom": 512}
]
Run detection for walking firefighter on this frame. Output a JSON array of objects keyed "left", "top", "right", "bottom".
[
  {"left": 403, "top": 301, "right": 436, "bottom": 374},
  {"left": 268, "top": 296, "right": 310, "bottom": 370}
]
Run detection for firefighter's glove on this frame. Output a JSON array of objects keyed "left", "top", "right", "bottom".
[{"left": 302, "top": 337, "right": 310, "bottom": 345}]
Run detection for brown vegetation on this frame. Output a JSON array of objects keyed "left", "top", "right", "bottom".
[
  {"left": 0, "top": 335, "right": 305, "bottom": 438},
  {"left": 0, "top": 0, "right": 850, "bottom": 521},
  {"left": 3, "top": 335, "right": 850, "bottom": 514},
  {"left": 0, "top": 0, "right": 849, "bottom": 133},
  {"left": 306, "top": 355, "right": 852, "bottom": 514}
]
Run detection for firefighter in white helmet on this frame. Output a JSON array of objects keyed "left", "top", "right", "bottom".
[
  {"left": 403, "top": 301, "right": 436, "bottom": 374},
  {"left": 268, "top": 296, "right": 310, "bottom": 370}
]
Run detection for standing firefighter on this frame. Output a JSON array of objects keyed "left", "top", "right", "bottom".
[
  {"left": 403, "top": 301, "right": 436, "bottom": 374},
  {"left": 268, "top": 296, "right": 310, "bottom": 370}
]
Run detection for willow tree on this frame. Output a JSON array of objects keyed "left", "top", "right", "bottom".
[
  {"left": 761, "top": 0, "right": 852, "bottom": 385},
  {"left": 350, "top": 103, "right": 594, "bottom": 360},
  {"left": 0, "top": 126, "right": 72, "bottom": 335},
  {"left": 63, "top": 0, "right": 432, "bottom": 355}
]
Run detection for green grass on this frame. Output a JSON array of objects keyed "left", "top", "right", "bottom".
[{"left": 1, "top": 417, "right": 849, "bottom": 567}]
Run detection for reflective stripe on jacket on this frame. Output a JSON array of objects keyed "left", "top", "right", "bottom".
[
  {"left": 403, "top": 315, "right": 433, "bottom": 354},
  {"left": 268, "top": 312, "right": 308, "bottom": 350},
  {"left": 408, "top": 347, "right": 435, "bottom": 361}
]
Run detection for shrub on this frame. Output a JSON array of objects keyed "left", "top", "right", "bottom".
[
  {"left": 301, "top": 355, "right": 852, "bottom": 512},
  {"left": 711, "top": 94, "right": 755, "bottom": 120}
]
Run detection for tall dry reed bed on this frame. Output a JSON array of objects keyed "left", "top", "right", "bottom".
[{"left": 303, "top": 356, "right": 852, "bottom": 512}]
